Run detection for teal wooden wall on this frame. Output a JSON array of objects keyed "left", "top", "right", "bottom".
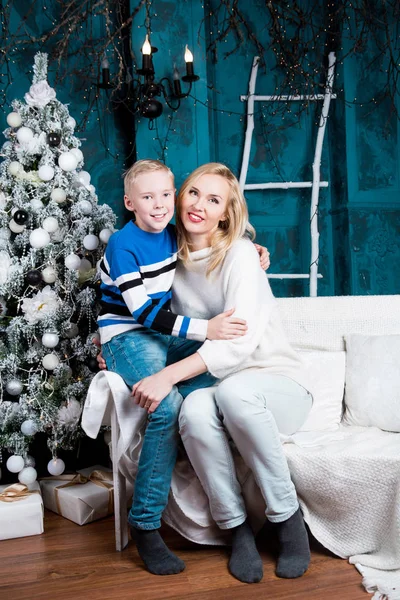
[{"left": 1, "top": 0, "right": 399, "bottom": 296}]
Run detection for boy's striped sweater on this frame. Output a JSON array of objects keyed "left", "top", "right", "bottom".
[{"left": 98, "top": 221, "right": 208, "bottom": 344}]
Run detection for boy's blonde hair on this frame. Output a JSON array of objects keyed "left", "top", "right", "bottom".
[
  {"left": 123, "top": 159, "right": 174, "bottom": 195},
  {"left": 176, "top": 162, "right": 255, "bottom": 276}
]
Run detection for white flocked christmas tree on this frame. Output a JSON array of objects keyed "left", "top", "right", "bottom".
[{"left": 0, "top": 52, "right": 116, "bottom": 483}]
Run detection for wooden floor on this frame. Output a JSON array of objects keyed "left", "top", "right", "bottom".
[{"left": 0, "top": 511, "right": 368, "bottom": 600}]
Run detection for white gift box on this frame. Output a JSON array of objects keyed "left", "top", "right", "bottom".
[
  {"left": 0, "top": 480, "right": 44, "bottom": 540},
  {"left": 39, "top": 465, "right": 114, "bottom": 526}
]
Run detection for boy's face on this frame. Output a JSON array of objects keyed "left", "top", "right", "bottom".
[{"left": 124, "top": 171, "right": 175, "bottom": 233}]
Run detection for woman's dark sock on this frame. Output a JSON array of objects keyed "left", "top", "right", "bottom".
[
  {"left": 274, "top": 507, "right": 310, "bottom": 578},
  {"left": 131, "top": 527, "right": 185, "bottom": 575},
  {"left": 228, "top": 520, "right": 263, "bottom": 583}
]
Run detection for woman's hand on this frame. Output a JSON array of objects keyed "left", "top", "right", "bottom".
[
  {"left": 131, "top": 370, "right": 174, "bottom": 414},
  {"left": 254, "top": 243, "right": 270, "bottom": 271},
  {"left": 207, "top": 308, "right": 247, "bottom": 340}
]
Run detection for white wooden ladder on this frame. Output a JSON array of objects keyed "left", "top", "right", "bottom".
[{"left": 239, "top": 52, "right": 336, "bottom": 296}]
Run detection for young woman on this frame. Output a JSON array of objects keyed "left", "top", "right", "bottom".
[{"left": 132, "top": 163, "right": 314, "bottom": 584}]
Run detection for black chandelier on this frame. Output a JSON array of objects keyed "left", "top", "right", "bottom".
[{"left": 98, "top": 35, "right": 200, "bottom": 121}]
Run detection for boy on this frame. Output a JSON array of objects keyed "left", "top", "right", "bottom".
[{"left": 98, "top": 160, "right": 249, "bottom": 575}]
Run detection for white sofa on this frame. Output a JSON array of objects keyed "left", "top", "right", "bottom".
[{"left": 82, "top": 294, "right": 400, "bottom": 600}]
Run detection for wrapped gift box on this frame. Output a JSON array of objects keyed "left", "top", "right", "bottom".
[
  {"left": 0, "top": 480, "right": 44, "bottom": 540},
  {"left": 39, "top": 465, "right": 114, "bottom": 526}
]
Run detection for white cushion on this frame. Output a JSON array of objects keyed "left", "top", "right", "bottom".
[
  {"left": 297, "top": 350, "right": 346, "bottom": 432},
  {"left": 343, "top": 334, "right": 400, "bottom": 432}
]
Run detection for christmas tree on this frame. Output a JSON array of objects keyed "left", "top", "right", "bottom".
[{"left": 0, "top": 53, "right": 116, "bottom": 483}]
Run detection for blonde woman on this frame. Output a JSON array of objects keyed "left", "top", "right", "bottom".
[{"left": 132, "top": 163, "right": 314, "bottom": 584}]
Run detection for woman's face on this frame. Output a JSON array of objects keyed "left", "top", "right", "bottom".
[{"left": 179, "top": 173, "right": 230, "bottom": 246}]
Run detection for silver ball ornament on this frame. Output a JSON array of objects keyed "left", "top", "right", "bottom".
[
  {"left": 9, "top": 219, "right": 26, "bottom": 233},
  {"left": 77, "top": 200, "right": 92, "bottom": 215},
  {"left": 24, "top": 455, "right": 36, "bottom": 468}
]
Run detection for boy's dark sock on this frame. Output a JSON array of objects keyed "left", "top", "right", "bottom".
[
  {"left": 228, "top": 520, "right": 263, "bottom": 583},
  {"left": 274, "top": 507, "right": 310, "bottom": 578},
  {"left": 131, "top": 527, "right": 185, "bottom": 575}
]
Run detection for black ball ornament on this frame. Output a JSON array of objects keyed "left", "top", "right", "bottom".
[
  {"left": 87, "top": 357, "right": 100, "bottom": 372},
  {"left": 26, "top": 269, "right": 42, "bottom": 286},
  {"left": 13, "top": 209, "right": 29, "bottom": 225},
  {"left": 47, "top": 132, "right": 61, "bottom": 147}
]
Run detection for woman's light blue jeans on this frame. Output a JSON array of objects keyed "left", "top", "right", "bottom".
[
  {"left": 102, "top": 330, "right": 216, "bottom": 531},
  {"left": 179, "top": 372, "right": 312, "bottom": 529}
]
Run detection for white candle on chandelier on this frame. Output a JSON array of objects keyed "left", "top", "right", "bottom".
[
  {"left": 142, "top": 35, "right": 152, "bottom": 71},
  {"left": 184, "top": 45, "right": 195, "bottom": 77}
]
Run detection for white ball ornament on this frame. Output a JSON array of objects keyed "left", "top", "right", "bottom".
[
  {"left": 42, "top": 332, "right": 59, "bottom": 348},
  {"left": 31, "top": 198, "right": 44, "bottom": 212},
  {"left": 6, "top": 455, "right": 25, "bottom": 473},
  {"left": 38, "top": 165, "right": 55, "bottom": 181},
  {"left": 30, "top": 228, "right": 50, "bottom": 249},
  {"left": 8, "top": 161, "right": 23, "bottom": 176},
  {"left": 18, "top": 466, "right": 38, "bottom": 485},
  {"left": 58, "top": 151, "right": 78, "bottom": 172},
  {"left": 87, "top": 184, "right": 96, "bottom": 194},
  {"left": 99, "top": 228, "right": 113, "bottom": 244},
  {"left": 6, "top": 112, "right": 22, "bottom": 128},
  {"left": 16, "top": 126, "right": 34, "bottom": 144},
  {"left": 83, "top": 234, "right": 99, "bottom": 251},
  {"left": 42, "top": 217, "right": 59, "bottom": 233},
  {"left": 21, "top": 419, "right": 38, "bottom": 436},
  {"left": 47, "top": 458, "right": 65, "bottom": 476},
  {"left": 51, "top": 188, "right": 67, "bottom": 204},
  {"left": 9, "top": 219, "right": 26, "bottom": 233},
  {"left": 5, "top": 379, "right": 23, "bottom": 395},
  {"left": 66, "top": 117, "right": 76, "bottom": 129},
  {"left": 70, "top": 148, "right": 83, "bottom": 163},
  {"left": 42, "top": 266, "right": 57, "bottom": 283},
  {"left": 42, "top": 353, "right": 60, "bottom": 370},
  {"left": 65, "top": 253, "right": 81, "bottom": 270},
  {"left": 77, "top": 200, "right": 92, "bottom": 215}
]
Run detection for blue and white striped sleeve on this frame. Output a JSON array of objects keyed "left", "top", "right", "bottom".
[{"left": 104, "top": 249, "right": 208, "bottom": 341}]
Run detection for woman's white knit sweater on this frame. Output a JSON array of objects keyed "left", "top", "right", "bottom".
[{"left": 171, "top": 238, "right": 312, "bottom": 394}]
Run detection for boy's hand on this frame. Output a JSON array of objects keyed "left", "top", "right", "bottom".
[
  {"left": 131, "top": 371, "right": 174, "bottom": 414},
  {"left": 254, "top": 243, "right": 270, "bottom": 271},
  {"left": 92, "top": 337, "right": 107, "bottom": 370},
  {"left": 207, "top": 308, "right": 247, "bottom": 340}
]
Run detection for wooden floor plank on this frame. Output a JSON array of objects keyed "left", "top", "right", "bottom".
[{"left": 0, "top": 511, "right": 367, "bottom": 599}]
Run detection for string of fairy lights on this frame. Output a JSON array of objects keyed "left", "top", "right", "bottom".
[{"left": 0, "top": 0, "right": 399, "bottom": 166}]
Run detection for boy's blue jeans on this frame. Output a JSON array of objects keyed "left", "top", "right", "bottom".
[{"left": 102, "top": 330, "right": 216, "bottom": 531}]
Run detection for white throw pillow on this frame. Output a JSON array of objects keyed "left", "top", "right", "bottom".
[
  {"left": 298, "top": 350, "right": 346, "bottom": 432},
  {"left": 343, "top": 334, "right": 400, "bottom": 432}
]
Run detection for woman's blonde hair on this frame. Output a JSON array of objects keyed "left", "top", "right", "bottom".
[{"left": 176, "top": 163, "right": 255, "bottom": 275}]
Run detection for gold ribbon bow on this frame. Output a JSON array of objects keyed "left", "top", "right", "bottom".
[
  {"left": 41, "top": 470, "right": 114, "bottom": 516},
  {"left": 0, "top": 483, "right": 39, "bottom": 503}
]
